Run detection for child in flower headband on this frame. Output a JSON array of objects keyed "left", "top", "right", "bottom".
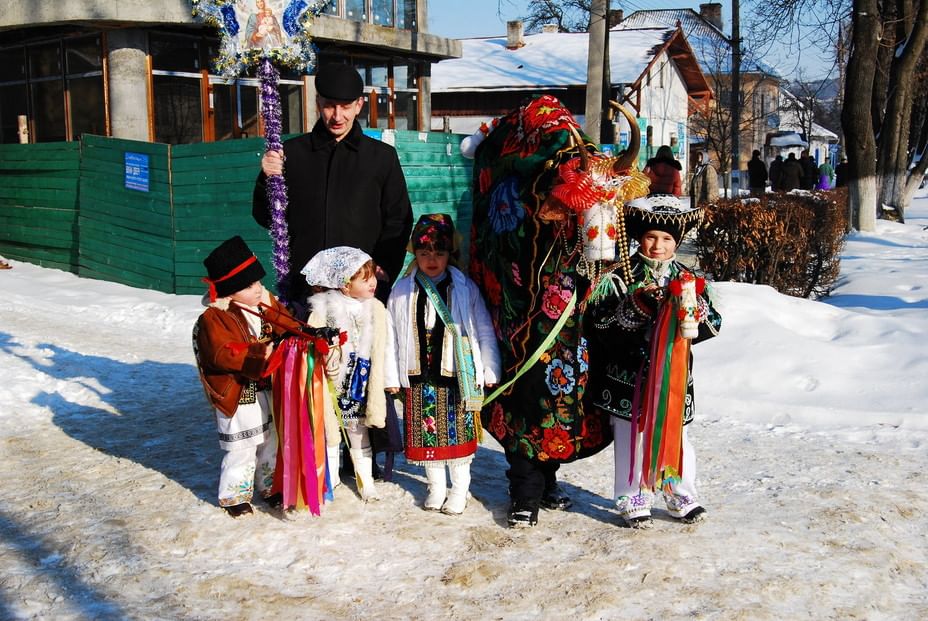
[
  {"left": 586, "top": 195, "right": 723, "bottom": 529},
  {"left": 385, "top": 214, "right": 500, "bottom": 515}
]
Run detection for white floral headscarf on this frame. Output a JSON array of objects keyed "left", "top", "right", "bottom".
[{"left": 300, "top": 246, "right": 372, "bottom": 289}]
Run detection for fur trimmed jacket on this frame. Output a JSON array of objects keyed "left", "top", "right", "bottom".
[
  {"left": 385, "top": 266, "right": 501, "bottom": 390},
  {"left": 306, "top": 290, "right": 388, "bottom": 442},
  {"left": 193, "top": 287, "right": 301, "bottom": 417}
]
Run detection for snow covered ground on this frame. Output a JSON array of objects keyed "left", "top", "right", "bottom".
[{"left": 1, "top": 195, "right": 927, "bottom": 620}]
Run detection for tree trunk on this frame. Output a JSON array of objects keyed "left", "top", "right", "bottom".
[
  {"left": 842, "top": 0, "right": 882, "bottom": 231},
  {"left": 876, "top": 0, "right": 928, "bottom": 222}
]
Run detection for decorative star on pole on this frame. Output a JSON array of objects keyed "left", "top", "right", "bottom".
[{"left": 192, "top": 0, "right": 328, "bottom": 304}]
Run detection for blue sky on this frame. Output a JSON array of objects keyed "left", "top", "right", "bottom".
[{"left": 427, "top": 1, "right": 835, "bottom": 81}]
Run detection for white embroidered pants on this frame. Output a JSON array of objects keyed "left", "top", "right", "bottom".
[
  {"left": 217, "top": 409, "right": 278, "bottom": 507},
  {"left": 612, "top": 418, "right": 700, "bottom": 518}
]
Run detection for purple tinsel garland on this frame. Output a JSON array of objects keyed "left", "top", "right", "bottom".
[{"left": 259, "top": 58, "right": 291, "bottom": 304}]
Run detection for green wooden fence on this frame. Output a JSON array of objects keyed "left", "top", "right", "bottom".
[
  {"left": 0, "top": 130, "right": 473, "bottom": 295},
  {"left": 0, "top": 142, "right": 81, "bottom": 271}
]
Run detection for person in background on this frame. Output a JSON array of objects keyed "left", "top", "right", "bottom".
[
  {"left": 799, "top": 149, "right": 818, "bottom": 191},
  {"left": 747, "top": 150, "right": 768, "bottom": 197},
  {"left": 644, "top": 145, "right": 683, "bottom": 196},
  {"left": 817, "top": 159, "right": 835, "bottom": 190},
  {"left": 768, "top": 155, "right": 784, "bottom": 192},
  {"left": 780, "top": 153, "right": 803, "bottom": 192},
  {"left": 690, "top": 151, "right": 719, "bottom": 205},
  {"left": 385, "top": 214, "right": 501, "bottom": 515},
  {"left": 834, "top": 157, "right": 849, "bottom": 188}
]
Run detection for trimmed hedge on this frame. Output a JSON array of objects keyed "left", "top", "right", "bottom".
[{"left": 695, "top": 189, "right": 849, "bottom": 299}]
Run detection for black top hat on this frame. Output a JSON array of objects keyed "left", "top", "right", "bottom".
[
  {"left": 203, "top": 236, "right": 266, "bottom": 301},
  {"left": 315, "top": 63, "right": 364, "bottom": 101}
]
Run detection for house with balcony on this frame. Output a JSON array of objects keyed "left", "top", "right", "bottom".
[
  {"left": 430, "top": 21, "right": 712, "bottom": 168},
  {"left": 614, "top": 3, "right": 784, "bottom": 178},
  {"left": 0, "top": 0, "right": 461, "bottom": 144}
]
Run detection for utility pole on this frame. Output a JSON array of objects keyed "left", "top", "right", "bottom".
[
  {"left": 731, "top": 0, "right": 742, "bottom": 195},
  {"left": 585, "top": 0, "right": 608, "bottom": 141}
]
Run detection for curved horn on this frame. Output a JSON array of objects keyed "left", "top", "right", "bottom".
[
  {"left": 566, "top": 124, "right": 590, "bottom": 172},
  {"left": 609, "top": 101, "right": 640, "bottom": 173}
]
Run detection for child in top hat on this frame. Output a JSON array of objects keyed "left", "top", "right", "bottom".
[
  {"left": 586, "top": 195, "right": 722, "bottom": 528},
  {"left": 193, "top": 235, "right": 301, "bottom": 517},
  {"left": 301, "top": 246, "right": 389, "bottom": 502},
  {"left": 385, "top": 214, "right": 501, "bottom": 514}
]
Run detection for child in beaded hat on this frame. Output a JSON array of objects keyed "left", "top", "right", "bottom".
[
  {"left": 585, "top": 195, "right": 723, "bottom": 528},
  {"left": 385, "top": 214, "right": 501, "bottom": 515},
  {"left": 301, "top": 246, "right": 389, "bottom": 502},
  {"left": 193, "top": 235, "right": 302, "bottom": 517}
]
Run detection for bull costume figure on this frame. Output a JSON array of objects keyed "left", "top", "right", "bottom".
[{"left": 465, "top": 95, "right": 649, "bottom": 527}]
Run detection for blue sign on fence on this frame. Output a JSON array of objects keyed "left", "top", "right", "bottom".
[{"left": 125, "top": 152, "right": 149, "bottom": 192}]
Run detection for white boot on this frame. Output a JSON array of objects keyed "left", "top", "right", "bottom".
[
  {"left": 326, "top": 445, "right": 341, "bottom": 490},
  {"left": 349, "top": 447, "right": 380, "bottom": 501},
  {"left": 424, "top": 465, "right": 447, "bottom": 511},
  {"left": 442, "top": 462, "right": 471, "bottom": 515}
]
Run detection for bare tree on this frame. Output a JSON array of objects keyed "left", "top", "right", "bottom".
[
  {"left": 687, "top": 35, "right": 778, "bottom": 195},
  {"left": 749, "top": 0, "right": 928, "bottom": 229},
  {"left": 520, "top": 0, "right": 593, "bottom": 33}
]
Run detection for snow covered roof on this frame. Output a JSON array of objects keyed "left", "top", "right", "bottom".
[
  {"left": 431, "top": 28, "right": 680, "bottom": 93},
  {"left": 616, "top": 9, "right": 781, "bottom": 78},
  {"left": 768, "top": 132, "right": 808, "bottom": 148}
]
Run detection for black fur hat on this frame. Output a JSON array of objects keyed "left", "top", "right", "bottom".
[{"left": 202, "top": 236, "right": 266, "bottom": 301}]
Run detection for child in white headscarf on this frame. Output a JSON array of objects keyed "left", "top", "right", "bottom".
[{"left": 302, "top": 246, "right": 389, "bottom": 501}]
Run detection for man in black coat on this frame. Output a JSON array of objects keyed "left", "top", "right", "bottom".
[
  {"left": 747, "top": 149, "right": 768, "bottom": 196},
  {"left": 799, "top": 149, "right": 818, "bottom": 191},
  {"left": 253, "top": 63, "right": 413, "bottom": 305},
  {"left": 834, "top": 157, "right": 849, "bottom": 187}
]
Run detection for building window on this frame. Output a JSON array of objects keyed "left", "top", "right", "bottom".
[
  {"left": 348, "top": 60, "right": 417, "bottom": 130},
  {"left": 393, "top": 63, "right": 417, "bottom": 130},
  {"left": 66, "top": 37, "right": 105, "bottom": 139},
  {"left": 29, "top": 44, "right": 67, "bottom": 142},
  {"left": 372, "top": 0, "right": 395, "bottom": 27},
  {"left": 397, "top": 0, "right": 417, "bottom": 29},
  {"left": 212, "top": 77, "right": 303, "bottom": 140},
  {"left": 0, "top": 47, "right": 27, "bottom": 143},
  {"left": 328, "top": 0, "right": 417, "bottom": 30},
  {"left": 153, "top": 75, "right": 203, "bottom": 144},
  {"left": 346, "top": 0, "right": 366, "bottom": 22},
  {"left": 151, "top": 34, "right": 204, "bottom": 144}
]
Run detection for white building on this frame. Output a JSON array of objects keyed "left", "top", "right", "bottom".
[{"left": 430, "top": 22, "right": 711, "bottom": 167}]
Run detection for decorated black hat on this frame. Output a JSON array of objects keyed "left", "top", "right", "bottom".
[
  {"left": 315, "top": 63, "right": 364, "bottom": 101},
  {"left": 624, "top": 194, "right": 703, "bottom": 245},
  {"left": 202, "top": 236, "right": 266, "bottom": 302}
]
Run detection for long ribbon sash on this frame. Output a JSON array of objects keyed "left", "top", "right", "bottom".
[
  {"left": 414, "top": 272, "right": 485, "bottom": 418},
  {"left": 271, "top": 337, "right": 331, "bottom": 514},
  {"left": 632, "top": 299, "right": 690, "bottom": 491}
]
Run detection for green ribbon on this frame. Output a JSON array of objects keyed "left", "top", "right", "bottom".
[{"left": 484, "top": 290, "right": 577, "bottom": 406}]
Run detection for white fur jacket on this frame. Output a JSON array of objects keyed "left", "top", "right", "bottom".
[
  {"left": 385, "top": 266, "right": 501, "bottom": 390},
  {"left": 306, "top": 290, "right": 388, "bottom": 437}
]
